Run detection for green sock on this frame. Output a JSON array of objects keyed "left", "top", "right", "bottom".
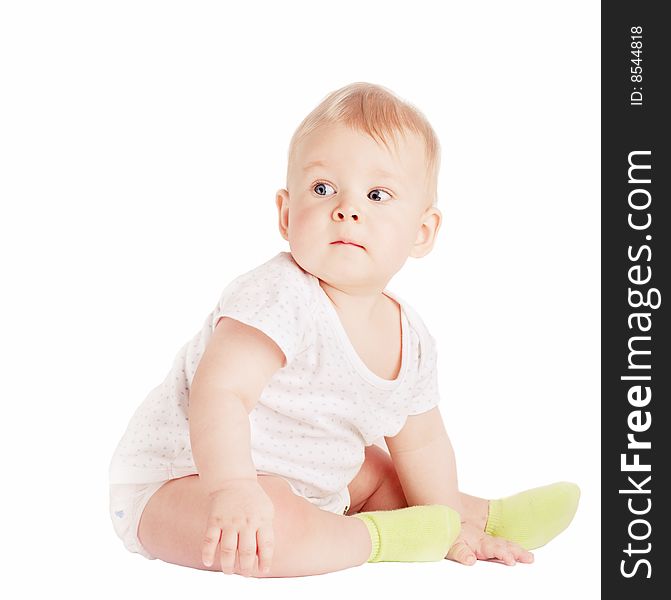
[
  {"left": 485, "top": 481, "right": 580, "bottom": 550},
  {"left": 352, "top": 504, "right": 461, "bottom": 563}
]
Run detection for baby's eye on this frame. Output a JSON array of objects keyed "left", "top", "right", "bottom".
[
  {"left": 368, "top": 189, "right": 392, "bottom": 202},
  {"left": 313, "top": 182, "right": 335, "bottom": 196}
]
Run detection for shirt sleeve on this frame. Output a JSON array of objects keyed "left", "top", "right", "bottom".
[
  {"left": 209, "top": 255, "right": 315, "bottom": 366},
  {"left": 406, "top": 330, "right": 441, "bottom": 416}
]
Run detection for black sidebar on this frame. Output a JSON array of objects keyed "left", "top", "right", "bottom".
[{"left": 602, "top": 2, "right": 670, "bottom": 598}]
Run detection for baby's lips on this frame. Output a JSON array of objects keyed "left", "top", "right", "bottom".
[{"left": 330, "top": 240, "right": 365, "bottom": 249}]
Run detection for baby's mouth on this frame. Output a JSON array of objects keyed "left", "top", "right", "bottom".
[{"left": 330, "top": 240, "right": 365, "bottom": 250}]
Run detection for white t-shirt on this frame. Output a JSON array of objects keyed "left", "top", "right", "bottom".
[{"left": 109, "top": 252, "right": 441, "bottom": 511}]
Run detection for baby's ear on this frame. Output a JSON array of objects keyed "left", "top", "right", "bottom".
[
  {"left": 276, "top": 189, "right": 290, "bottom": 241},
  {"left": 410, "top": 207, "right": 442, "bottom": 258}
]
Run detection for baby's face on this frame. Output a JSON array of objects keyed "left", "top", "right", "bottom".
[{"left": 277, "top": 123, "right": 441, "bottom": 293}]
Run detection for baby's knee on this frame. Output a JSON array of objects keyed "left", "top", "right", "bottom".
[
  {"left": 237, "top": 475, "right": 323, "bottom": 577},
  {"left": 257, "top": 475, "right": 316, "bottom": 537}
]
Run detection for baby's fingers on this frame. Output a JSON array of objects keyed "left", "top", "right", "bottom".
[
  {"left": 446, "top": 540, "right": 476, "bottom": 566},
  {"left": 237, "top": 526, "right": 258, "bottom": 576},
  {"left": 478, "top": 537, "right": 517, "bottom": 566},
  {"left": 507, "top": 541, "right": 534, "bottom": 564},
  {"left": 256, "top": 524, "right": 275, "bottom": 575},
  {"left": 202, "top": 524, "right": 222, "bottom": 568},
  {"left": 218, "top": 527, "right": 239, "bottom": 574}
]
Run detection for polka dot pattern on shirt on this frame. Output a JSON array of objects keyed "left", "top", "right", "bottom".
[{"left": 109, "top": 252, "right": 441, "bottom": 505}]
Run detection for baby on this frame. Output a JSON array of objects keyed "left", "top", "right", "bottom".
[{"left": 109, "top": 82, "right": 580, "bottom": 577}]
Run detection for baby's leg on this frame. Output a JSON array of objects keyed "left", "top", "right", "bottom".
[
  {"left": 348, "top": 445, "right": 488, "bottom": 526},
  {"left": 349, "top": 445, "right": 578, "bottom": 553},
  {"left": 138, "top": 474, "right": 372, "bottom": 577}
]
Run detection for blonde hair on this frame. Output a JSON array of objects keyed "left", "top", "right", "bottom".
[{"left": 286, "top": 82, "right": 440, "bottom": 207}]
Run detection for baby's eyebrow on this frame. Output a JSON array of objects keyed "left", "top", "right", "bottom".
[
  {"left": 303, "top": 160, "right": 400, "bottom": 183},
  {"left": 303, "top": 160, "right": 328, "bottom": 172},
  {"left": 371, "top": 167, "right": 399, "bottom": 181}
]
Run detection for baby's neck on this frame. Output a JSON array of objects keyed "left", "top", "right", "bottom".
[{"left": 318, "top": 279, "right": 390, "bottom": 323}]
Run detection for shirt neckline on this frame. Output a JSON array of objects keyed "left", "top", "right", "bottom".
[{"left": 310, "top": 274, "right": 409, "bottom": 390}]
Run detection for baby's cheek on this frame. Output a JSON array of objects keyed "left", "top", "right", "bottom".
[
  {"left": 286, "top": 215, "right": 319, "bottom": 265},
  {"left": 289, "top": 210, "right": 311, "bottom": 234},
  {"left": 289, "top": 209, "right": 322, "bottom": 244},
  {"left": 387, "top": 223, "right": 415, "bottom": 252}
]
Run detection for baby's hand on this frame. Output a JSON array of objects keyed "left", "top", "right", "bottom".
[
  {"left": 445, "top": 521, "right": 534, "bottom": 566},
  {"left": 202, "top": 479, "right": 275, "bottom": 575}
]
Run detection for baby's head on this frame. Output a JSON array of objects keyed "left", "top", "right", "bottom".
[{"left": 276, "top": 82, "right": 442, "bottom": 294}]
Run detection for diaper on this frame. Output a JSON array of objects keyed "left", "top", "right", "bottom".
[
  {"left": 109, "top": 481, "right": 167, "bottom": 560},
  {"left": 256, "top": 471, "right": 351, "bottom": 515}
]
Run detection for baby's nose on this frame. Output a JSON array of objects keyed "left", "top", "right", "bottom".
[{"left": 332, "top": 206, "right": 359, "bottom": 221}]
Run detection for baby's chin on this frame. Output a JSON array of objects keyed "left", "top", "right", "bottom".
[{"left": 290, "top": 249, "right": 389, "bottom": 292}]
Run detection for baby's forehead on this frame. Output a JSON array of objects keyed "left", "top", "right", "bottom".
[{"left": 294, "top": 125, "right": 427, "bottom": 178}]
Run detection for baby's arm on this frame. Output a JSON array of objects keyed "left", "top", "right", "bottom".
[
  {"left": 189, "top": 316, "right": 285, "bottom": 492},
  {"left": 386, "top": 408, "right": 534, "bottom": 566},
  {"left": 384, "top": 407, "right": 464, "bottom": 517},
  {"left": 189, "top": 316, "right": 286, "bottom": 572}
]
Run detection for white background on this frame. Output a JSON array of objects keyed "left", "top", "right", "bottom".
[{"left": 1, "top": 1, "right": 600, "bottom": 598}]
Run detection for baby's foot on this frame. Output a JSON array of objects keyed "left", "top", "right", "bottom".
[{"left": 484, "top": 482, "right": 581, "bottom": 550}]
